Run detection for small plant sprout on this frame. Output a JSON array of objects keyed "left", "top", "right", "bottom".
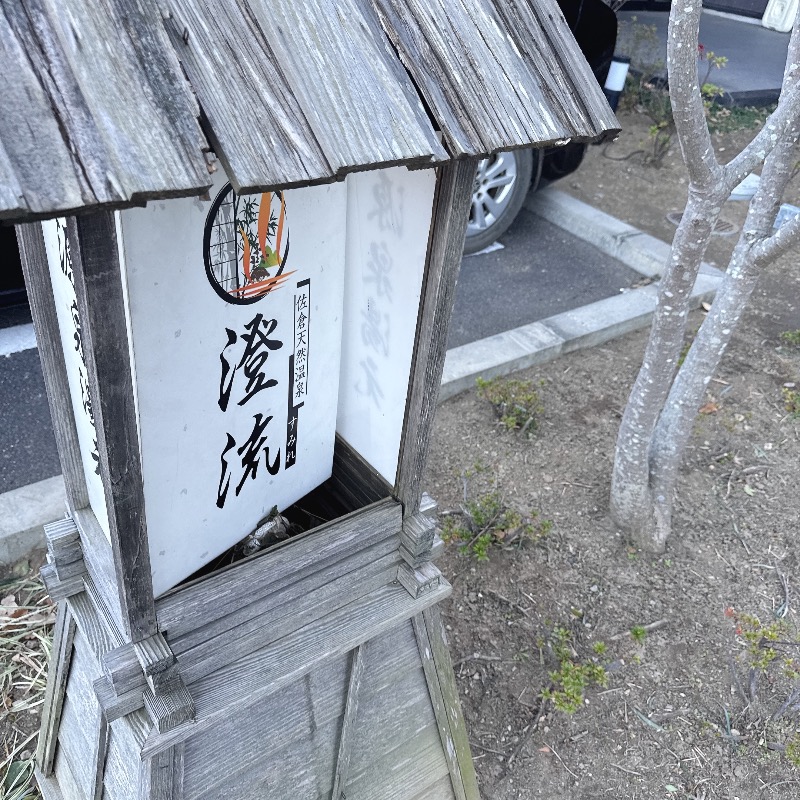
[
  {"left": 476, "top": 376, "right": 544, "bottom": 435},
  {"left": 786, "top": 734, "right": 800, "bottom": 768},
  {"left": 782, "top": 386, "right": 800, "bottom": 418},
  {"left": 592, "top": 641, "right": 608, "bottom": 656},
  {"left": 630, "top": 625, "right": 647, "bottom": 644},
  {"left": 780, "top": 329, "right": 800, "bottom": 347}
]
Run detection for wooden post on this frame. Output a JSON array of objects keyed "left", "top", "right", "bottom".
[
  {"left": 15, "top": 223, "right": 88, "bottom": 513},
  {"left": 395, "top": 159, "right": 478, "bottom": 516},
  {"left": 67, "top": 213, "right": 157, "bottom": 642}
]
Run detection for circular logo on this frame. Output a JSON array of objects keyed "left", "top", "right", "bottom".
[{"left": 203, "top": 184, "right": 291, "bottom": 305}]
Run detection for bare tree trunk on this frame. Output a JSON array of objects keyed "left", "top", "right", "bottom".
[{"left": 610, "top": 2, "right": 800, "bottom": 550}]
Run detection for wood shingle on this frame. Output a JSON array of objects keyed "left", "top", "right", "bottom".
[{"left": 0, "top": 0, "right": 618, "bottom": 222}]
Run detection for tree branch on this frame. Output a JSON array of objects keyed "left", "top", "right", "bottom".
[
  {"left": 667, "top": 0, "right": 720, "bottom": 187},
  {"left": 724, "top": 10, "right": 800, "bottom": 191},
  {"left": 752, "top": 209, "right": 800, "bottom": 265},
  {"left": 723, "top": 88, "right": 800, "bottom": 191}
]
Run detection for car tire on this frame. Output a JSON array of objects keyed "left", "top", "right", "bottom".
[
  {"left": 463, "top": 149, "right": 539, "bottom": 255},
  {"left": 541, "top": 142, "right": 587, "bottom": 181}
]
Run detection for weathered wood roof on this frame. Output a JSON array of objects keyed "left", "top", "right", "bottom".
[{"left": 0, "top": 0, "right": 618, "bottom": 222}]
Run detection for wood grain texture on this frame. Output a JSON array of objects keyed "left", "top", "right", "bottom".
[
  {"left": 67, "top": 213, "right": 156, "bottom": 642},
  {"left": 169, "top": 536, "right": 398, "bottom": 656},
  {"left": 331, "top": 645, "right": 365, "bottom": 800},
  {"left": 55, "top": 628, "right": 107, "bottom": 800},
  {"left": 322, "top": 435, "right": 394, "bottom": 512},
  {"left": 408, "top": 775, "right": 457, "bottom": 800},
  {"left": 415, "top": 606, "right": 481, "bottom": 800},
  {"left": 371, "top": 0, "right": 619, "bottom": 157},
  {"left": 176, "top": 557, "right": 399, "bottom": 685},
  {"left": 395, "top": 160, "right": 477, "bottom": 515},
  {"left": 73, "top": 508, "right": 127, "bottom": 636},
  {"left": 143, "top": 580, "right": 451, "bottom": 757},
  {"left": 162, "top": 0, "right": 444, "bottom": 195},
  {"left": 0, "top": 0, "right": 210, "bottom": 222},
  {"left": 53, "top": 746, "right": 84, "bottom": 800},
  {"left": 181, "top": 625, "right": 419, "bottom": 797},
  {"left": 93, "top": 674, "right": 146, "bottom": 722},
  {"left": 182, "top": 654, "right": 349, "bottom": 798},
  {"left": 156, "top": 498, "right": 401, "bottom": 637},
  {"left": 397, "top": 561, "right": 443, "bottom": 599},
  {"left": 141, "top": 745, "right": 184, "bottom": 800},
  {"left": 103, "top": 645, "right": 144, "bottom": 696},
  {"left": 186, "top": 655, "right": 437, "bottom": 800},
  {"left": 16, "top": 223, "right": 88, "bottom": 510},
  {"left": 344, "top": 723, "right": 449, "bottom": 800},
  {"left": 33, "top": 769, "right": 67, "bottom": 800},
  {"left": 413, "top": 613, "right": 468, "bottom": 800},
  {"left": 104, "top": 716, "right": 146, "bottom": 800},
  {"left": 41, "top": 563, "right": 85, "bottom": 601},
  {"left": 143, "top": 684, "right": 195, "bottom": 733},
  {"left": 67, "top": 581, "right": 120, "bottom": 658},
  {"left": 37, "top": 603, "right": 77, "bottom": 776}
]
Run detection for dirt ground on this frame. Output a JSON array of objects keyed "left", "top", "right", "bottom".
[{"left": 425, "top": 109, "right": 800, "bottom": 799}]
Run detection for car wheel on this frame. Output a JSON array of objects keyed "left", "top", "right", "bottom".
[
  {"left": 463, "top": 149, "right": 537, "bottom": 255},
  {"left": 541, "top": 142, "right": 587, "bottom": 181}
]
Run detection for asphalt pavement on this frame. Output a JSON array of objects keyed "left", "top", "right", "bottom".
[
  {"left": 449, "top": 208, "right": 641, "bottom": 349},
  {"left": 618, "top": 8, "right": 789, "bottom": 106}
]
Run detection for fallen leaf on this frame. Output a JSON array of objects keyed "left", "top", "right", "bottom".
[
  {"left": 699, "top": 402, "right": 720, "bottom": 414},
  {"left": 743, "top": 485, "right": 755, "bottom": 497},
  {"left": 1, "top": 594, "right": 16, "bottom": 607}
]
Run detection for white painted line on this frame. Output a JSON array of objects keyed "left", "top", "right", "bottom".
[{"left": 0, "top": 323, "right": 37, "bottom": 357}]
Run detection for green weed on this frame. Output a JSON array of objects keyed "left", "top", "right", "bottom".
[
  {"left": 734, "top": 612, "right": 786, "bottom": 672},
  {"left": 442, "top": 491, "right": 552, "bottom": 561},
  {"left": 707, "top": 103, "right": 774, "bottom": 134},
  {"left": 542, "top": 627, "right": 608, "bottom": 714},
  {"left": 476, "top": 377, "right": 544, "bottom": 435},
  {"left": 781, "top": 330, "right": 800, "bottom": 347},
  {"left": 2, "top": 759, "right": 38, "bottom": 800},
  {"left": 786, "top": 734, "right": 800, "bottom": 768},
  {"left": 782, "top": 387, "right": 800, "bottom": 418}
]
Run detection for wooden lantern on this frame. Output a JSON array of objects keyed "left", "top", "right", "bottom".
[{"left": 2, "top": 1, "right": 617, "bottom": 798}]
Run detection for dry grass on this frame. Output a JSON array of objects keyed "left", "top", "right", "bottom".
[{"left": 1, "top": 566, "right": 54, "bottom": 800}]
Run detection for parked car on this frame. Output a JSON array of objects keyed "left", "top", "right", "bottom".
[{"left": 464, "top": 0, "right": 618, "bottom": 254}]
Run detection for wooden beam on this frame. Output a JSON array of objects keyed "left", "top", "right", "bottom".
[
  {"left": 395, "top": 159, "right": 477, "bottom": 515},
  {"left": 413, "top": 607, "right": 480, "bottom": 800},
  {"left": 142, "top": 580, "right": 451, "bottom": 757},
  {"left": 67, "top": 212, "right": 156, "bottom": 642},
  {"left": 15, "top": 222, "right": 88, "bottom": 511},
  {"left": 141, "top": 744, "right": 185, "bottom": 800},
  {"left": 36, "top": 604, "right": 77, "bottom": 776},
  {"left": 331, "top": 644, "right": 366, "bottom": 800}
]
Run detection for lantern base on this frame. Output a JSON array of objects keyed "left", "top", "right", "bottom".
[{"left": 36, "top": 498, "right": 479, "bottom": 800}]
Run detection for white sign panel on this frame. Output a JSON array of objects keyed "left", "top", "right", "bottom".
[
  {"left": 41, "top": 218, "right": 110, "bottom": 539},
  {"left": 337, "top": 167, "right": 436, "bottom": 483},
  {"left": 119, "top": 174, "right": 347, "bottom": 596}
]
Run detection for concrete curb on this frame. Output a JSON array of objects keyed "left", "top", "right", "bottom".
[
  {"left": 0, "top": 475, "right": 65, "bottom": 566},
  {"left": 440, "top": 189, "right": 724, "bottom": 401}
]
